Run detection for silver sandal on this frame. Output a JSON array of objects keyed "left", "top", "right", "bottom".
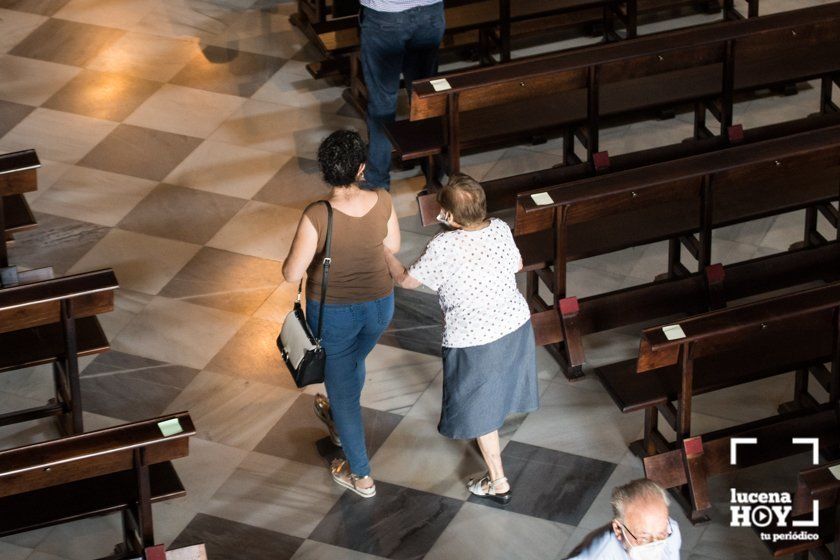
[
  {"left": 331, "top": 459, "right": 376, "bottom": 498},
  {"left": 314, "top": 393, "right": 341, "bottom": 447},
  {"left": 467, "top": 474, "right": 511, "bottom": 504}
]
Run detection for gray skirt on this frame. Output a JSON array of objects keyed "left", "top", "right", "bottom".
[{"left": 438, "top": 319, "right": 539, "bottom": 439}]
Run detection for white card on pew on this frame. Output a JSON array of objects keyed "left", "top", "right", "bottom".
[
  {"left": 662, "top": 324, "right": 686, "bottom": 340},
  {"left": 430, "top": 78, "right": 452, "bottom": 92},
  {"left": 530, "top": 192, "right": 554, "bottom": 206},
  {"left": 158, "top": 418, "right": 183, "bottom": 437},
  {"left": 830, "top": 464, "right": 840, "bottom": 481}
]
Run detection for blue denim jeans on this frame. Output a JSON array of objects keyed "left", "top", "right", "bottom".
[
  {"left": 359, "top": 3, "right": 445, "bottom": 189},
  {"left": 306, "top": 292, "right": 395, "bottom": 476}
]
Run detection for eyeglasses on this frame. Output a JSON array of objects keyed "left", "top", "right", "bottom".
[{"left": 619, "top": 520, "right": 672, "bottom": 546}]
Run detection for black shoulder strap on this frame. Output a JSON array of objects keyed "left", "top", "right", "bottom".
[
  {"left": 317, "top": 201, "right": 333, "bottom": 339},
  {"left": 297, "top": 200, "right": 333, "bottom": 341}
]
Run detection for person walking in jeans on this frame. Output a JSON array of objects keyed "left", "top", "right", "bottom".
[
  {"left": 283, "top": 130, "right": 400, "bottom": 497},
  {"left": 359, "top": 0, "right": 445, "bottom": 189}
]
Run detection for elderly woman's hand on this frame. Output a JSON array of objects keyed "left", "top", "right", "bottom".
[{"left": 383, "top": 247, "right": 422, "bottom": 289}]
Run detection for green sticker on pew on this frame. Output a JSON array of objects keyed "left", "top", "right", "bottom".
[
  {"left": 830, "top": 464, "right": 840, "bottom": 481},
  {"left": 158, "top": 418, "right": 183, "bottom": 437}
]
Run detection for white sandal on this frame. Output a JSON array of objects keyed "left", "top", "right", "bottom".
[
  {"left": 467, "top": 474, "right": 511, "bottom": 504},
  {"left": 330, "top": 459, "right": 376, "bottom": 498}
]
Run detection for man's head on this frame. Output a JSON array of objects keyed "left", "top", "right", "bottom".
[
  {"left": 610, "top": 479, "right": 672, "bottom": 559},
  {"left": 436, "top": 173, "right": 487, "bottom": 228}
]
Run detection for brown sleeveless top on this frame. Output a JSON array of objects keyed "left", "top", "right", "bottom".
[{"left": 304, "top": 190, "right": 394, "bottom": 304}]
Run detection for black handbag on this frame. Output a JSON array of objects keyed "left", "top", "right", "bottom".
[{"left": 277, "top": 201, "right": 333, "bottom": 388}]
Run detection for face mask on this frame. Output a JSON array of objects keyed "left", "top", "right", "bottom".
[
  {"left": 627, "top": 538, "right": 667, "bottom": 560},
  {"left": 436, "top": 210, "right": 454, "bottom": 228}
]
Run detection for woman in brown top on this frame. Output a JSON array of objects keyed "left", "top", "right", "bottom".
[{"left": 282, "top": 130, "right": 400, "bottom": 498}]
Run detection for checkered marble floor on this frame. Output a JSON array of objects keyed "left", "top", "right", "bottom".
[{"left": 0, "top": 0, "right": 837, "bottom": 559}]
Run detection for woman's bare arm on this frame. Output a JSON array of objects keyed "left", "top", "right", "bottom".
[
  {"left": 384, "top": 247, "right": 422, "bottom": 289},
  {"left": 282, "top": 215, "right": 318, "bottom": 283}
]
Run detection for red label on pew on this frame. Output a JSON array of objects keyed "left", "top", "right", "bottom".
[
  {"left": 705, "top": 263, "right": 725, "bottom": 284},
  {"left": 145, "top": 545, "right": 166, "bottom": 560},
  {"left": 684, "top": 436, "right": 704, "bottom": 458},
  {"left": 727, "top": 125, "right": 744, "bottom": 144},
  {"left": 559, "top": 297, "right": 579, "bottom": 316},
  {"left": 593, "top": 151, "right": 610, "bottom": 171}
]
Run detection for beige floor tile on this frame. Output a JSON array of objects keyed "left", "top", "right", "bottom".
[
  {"left": 207, "top": 200, "right": 301, "bottom": 261},
  {"left": 125, "top": 84, "right": 244, "bottom": 138},
  {"left": 131, "top": 0, "right": 251, "bottom": 41},
  {"left": 252, "top": 282, "right": 303, "bottom": 324},
  {"left": 209, "top": 99, "right": 362, "bottom": 155},
  {"left": 30, "top": 166, "right": 157, "bottom": 226},
  {"left": 53, "top": 0, "right": 155, "bottom": 30},
  {"left": 0, "top": 8, "right": 47, "bottom": 54},
  {"left": 512, "top": 378, "right": 645, "bottom": 464},
  {"left": 202, "top": 451, "right": 344, "bottom": 538},
  {"left": 163, "top": 140, "right": 287, "bottom": 198},
  {"left": 111, "top": 297, "right": 247, "bottom": 370},
  {"left": 164, "top": 370, "right": 298, "bottom": 450},
  {"left": 22, "top": 158, "right": 72, "bottom": 203},
  {"left": 68, "top": 229, "right": 200, "bottom": 295},
  {"left": 425, "top": 503, "right": 574, "bottom": 560},
  {"left": 251, "top": 70, "right": 346, "bottom": 111},
  {"left": 86, "top": 31, "right": 200, "bottom": 82},
  {"left": 0, "top": 55, "right": 80, "bottom": 106},
  {"left": 0, "top": 108, "right": 116, "bottom": 164}
]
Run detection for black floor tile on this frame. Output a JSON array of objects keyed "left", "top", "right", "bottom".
[
  {"left": 78, "top": 124, "right": 202, "bottom": 181},
  {"left": 81, "top": 351, "right": 199, "bottom": 422},
  {"left": 10, "top": 18, "right": 123, "bottom": 66},
  {"left": 378, "top": 288, "right": 443, "bottom": 357},
  {"left": 309, "top": 480, "right": 463, "bottom": 560},
  {"left": 468, "top": 441, "right": 617, "bottom": 525},
  {"left": 254, "top": 393, "right": 402, "bottom": 468},
  {"left": 171, "top": 513, "right": 304, "bottom": 560},
  {"left": 171, "top": 47, "right": 286, "bottom": 98}
]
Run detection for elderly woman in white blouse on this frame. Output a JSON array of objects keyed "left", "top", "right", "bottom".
[{"left": 384, "top": 173, "right": 539, "bottom": 504}]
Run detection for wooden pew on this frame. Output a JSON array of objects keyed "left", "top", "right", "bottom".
[
  {"left": 608, "top": 282, "right": 840, "bottom": 522},
  {"left": 756, "top": 458, "right": 840, "bottom": 558},
  {"left": 0, "top": 269, "right": 119, "bottom": 435},
  {"left": 0, "top": 412, "right": 196, "bottom": 557},
  {"left": 394, "top": 3, "right": 840, "bottom": 187},
  {"left": 418, "top": 110, "right": 840, "bottom": 226},
  {"left": 298, "top": 0, "right": 745, "bottom": 80},
  {"left": 0, "top": 149, "right": 40, "bottom": 267},
  {"left": 513, "top": 123, "right": 840, "bottom": 378}
]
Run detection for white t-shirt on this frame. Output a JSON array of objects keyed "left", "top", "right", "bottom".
[{"left": 408, "top": 218, "right": 531, "bottom": 348}]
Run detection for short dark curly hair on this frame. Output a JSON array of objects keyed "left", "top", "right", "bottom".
[{"left": 317, "top": 130, "right": 367, "bottom": 187}]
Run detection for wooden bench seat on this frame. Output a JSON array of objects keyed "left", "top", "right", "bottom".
[
  {"left": 598, "top": 310, "right": 834, "bottom": 413},
  {"left": 646, "top": 404, "right": 840, "bottom": 522},
  {"left": 620, "top": 281, "right": 840, "bottom": 521},
  {"left": 0, "top": 461, "right": 183, "bottom": 536},
  {"left": 394, "top": 3, "right": 840, "bottom": 186},
  {"left": 299, "top": 0, "right": 741, "bottom": 80},
  {"left": 413, "top": 111, "right": 840, "bottom": 225},
  {"left": 0, "top": 149, "right": 39, "bottom": 267},
  {"left": 0, "top": 412, "right": 195, "bottom": 556},
  {"left": 3, "top": 194, "right": 36, "bottom": 235},
  {"left": 0, "top": 269, "right": 119, "bottom": 434},
  {"left": 0, "top": 316, "right": 108, "bottom": 375},
  {"left": 759, "top": 458, "right": 840, "bottom": 558},
  {"left": 512, "top": 123, "right": 839, "bottom": 377}
]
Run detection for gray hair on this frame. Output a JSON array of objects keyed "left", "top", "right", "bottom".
[{"left": 611, "top": 479, "right": 670, "bottom": 521}]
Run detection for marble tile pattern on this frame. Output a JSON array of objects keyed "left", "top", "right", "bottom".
[{"left": 0, "top": 0, "right": 836, "bottom": 558}]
